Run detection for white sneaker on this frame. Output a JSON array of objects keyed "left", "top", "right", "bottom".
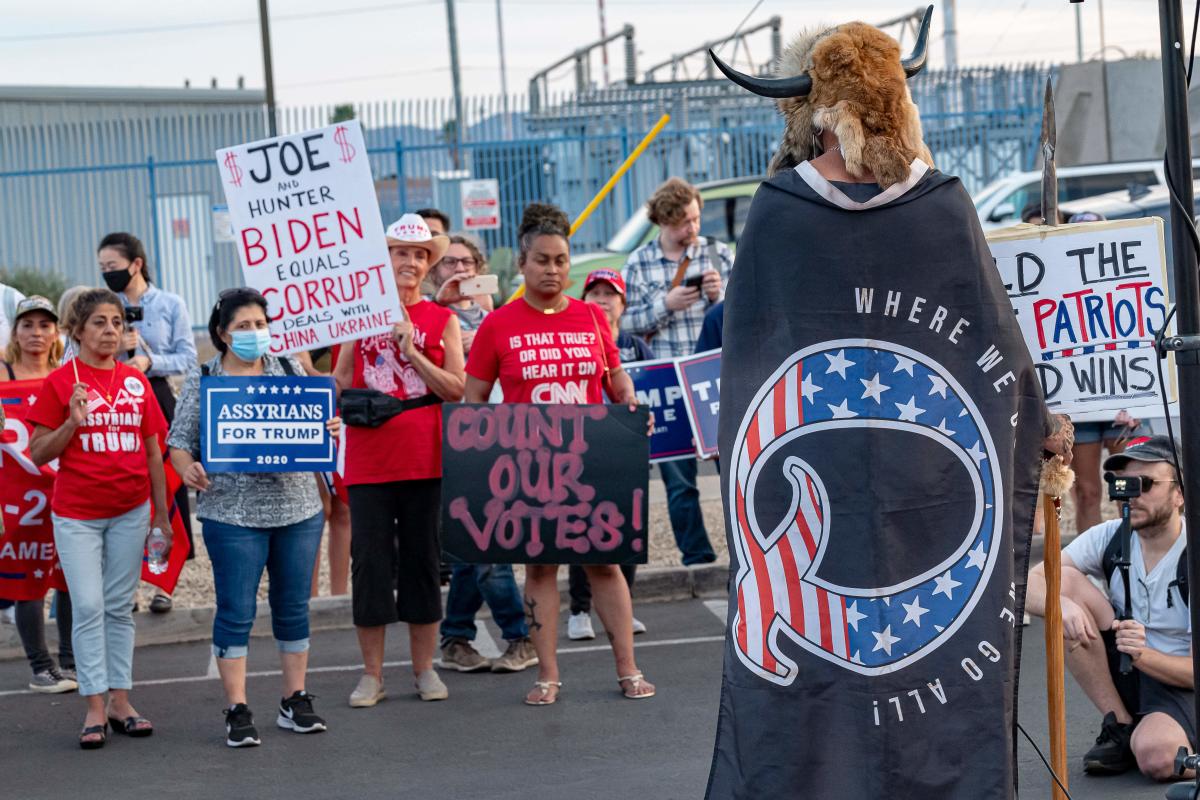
[
  {"left": 568, "top": 612, "right": 596, "bottom": 641},
  {"left": 415, "top": 669, "right": 449, "bottom": 701},
  {"left": 631, "top": 617, "right": 647, "bottom": 635},
  {"left": 348, "top": 674, "right": 386, "bottom": 708}
]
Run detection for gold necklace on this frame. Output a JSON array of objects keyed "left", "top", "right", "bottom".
[
  {"left": 82, "top": 361, "right": 119, "bottom": 402},
  {"left": 524, "top": 295, "right": 568, "bottom": 315}
]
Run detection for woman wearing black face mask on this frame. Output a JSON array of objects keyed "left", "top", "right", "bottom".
[{"left": 97, "top": 233, "right": 197, "bottom": 614}]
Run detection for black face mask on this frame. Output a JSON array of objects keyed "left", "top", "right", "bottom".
[{"left": 102, "top": 268, "right": 133, "bottom": 293}]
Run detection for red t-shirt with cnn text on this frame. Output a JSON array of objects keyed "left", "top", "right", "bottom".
[
  {"left": 27, "top": 361, "right": 167, "bottom": 521},
  {"left": 466, "top": 298, "right": 620, "bottom": 403}
]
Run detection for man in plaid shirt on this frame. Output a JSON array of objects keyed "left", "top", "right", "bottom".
[{"left": 621, "top": 178, "right": 732, "bottom": 564}]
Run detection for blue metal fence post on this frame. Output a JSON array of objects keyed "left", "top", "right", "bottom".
[
  {"left": 396, "top": 139, "right": 408, "bottom": 213},
  {"left": 147, "top": 157, "right": 162, "bottom": 273}
]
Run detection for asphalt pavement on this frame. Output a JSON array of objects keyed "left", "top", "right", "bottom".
[{"left": 0, "top": 599, "right": 1190, "bottom": 799}]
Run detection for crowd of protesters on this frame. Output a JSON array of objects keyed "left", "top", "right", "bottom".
[{"left": 0, "top": 177, "right": 737, "bottom": 748}]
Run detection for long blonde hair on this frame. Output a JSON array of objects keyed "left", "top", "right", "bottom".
[{"left": 5, "top": 309, "right": 64, "bottom": 369}]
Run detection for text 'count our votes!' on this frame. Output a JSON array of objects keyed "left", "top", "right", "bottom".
[{"left": 439, "top": 404, "right": 650, "bottom": 566}]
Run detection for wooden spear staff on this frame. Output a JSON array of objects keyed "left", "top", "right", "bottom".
[{"left": 1039, "top": 76, "right": 1071, "bottom": 800}]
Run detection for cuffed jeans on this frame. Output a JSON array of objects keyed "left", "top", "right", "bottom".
[
  {"left": 659, "top": 459, "right": 716, "bottom": 565},
  {"left": 16, "top": 591, "right": 73, "bottom": 675},
  {"left": 53, "top": 502, "right": 150, "bottom": 696},
  {"left": 440, "top": 563, "right": 528, "bottom": 645},
  {"left": 202, "top": 513, "right": 324, "bottom": 659}
]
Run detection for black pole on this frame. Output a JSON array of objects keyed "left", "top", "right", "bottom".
[
  {"left": 258, "top": 0, "right": 278, "bottom": 137},
  {"left": 1157, "top": 0, "right": 1200, "bottom": 780}
]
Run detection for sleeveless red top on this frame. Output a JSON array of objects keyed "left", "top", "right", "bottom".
[{"left": 344, "top": 300, "right": 452, "bottom": 484}]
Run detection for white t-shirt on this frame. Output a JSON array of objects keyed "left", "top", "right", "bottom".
[
  {"left": 0, "top": 283, "right": 26, "bottom": 351},
  {"left": 1062, "top": 518, "right": 1191, "bottom": 656}
]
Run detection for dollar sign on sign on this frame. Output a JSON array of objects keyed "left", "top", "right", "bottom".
[
  {"left": 334, "top": 126, "right": 356, "bottom": 163},
  {"left": 223, "top": 151, "right": 243, "bottom": 187}
]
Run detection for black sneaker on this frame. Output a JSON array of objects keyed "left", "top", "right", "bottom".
[
  {"left": 224, "top": 704, "right": 261, "bottom": 748},
  {"left": 277, "top": 690, "right": 327, "bottom": 734},
  {"left": 1082, "top": 711, "right": 1136, "bottom": 774}
]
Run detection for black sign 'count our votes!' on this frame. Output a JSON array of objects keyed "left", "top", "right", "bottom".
[{"left": 440, "top": 404, "right": 650, "bottom": 565}]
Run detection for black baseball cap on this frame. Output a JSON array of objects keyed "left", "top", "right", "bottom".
[{"left": 1103, "top": 435, "right": 1181, "bottom": 472}]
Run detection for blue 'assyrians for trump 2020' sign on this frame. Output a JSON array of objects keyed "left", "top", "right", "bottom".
[
  {"left": 201, "top": 376, "right": 336, "bottom": 473},
  {"left": 729, "top": 340, "right": 999, "bottom": 683}
]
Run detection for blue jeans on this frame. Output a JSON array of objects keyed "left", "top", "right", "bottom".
[
  {"left": 202, "top": 513, "right": 324, "bottom": 659},
  {"left": 659, "top": 459, "right": 716, "bottom": 565},
  {"left": 53, "top": 502, "right": 149, "bottom": 696},
  {"left": 440, "top": 563, "right": 528, "bottom": 645}
]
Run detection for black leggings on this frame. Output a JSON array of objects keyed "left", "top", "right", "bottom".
[
  {"left": 16, "top": 591, "right": 73, "bottom": 675},
  {"left": 568, "top": 564, "right": 636, "bottom": 615}
]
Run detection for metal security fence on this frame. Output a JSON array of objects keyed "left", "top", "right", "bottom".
[{"left": 0, "top": 64, "right": 1051, "bottom": 325}]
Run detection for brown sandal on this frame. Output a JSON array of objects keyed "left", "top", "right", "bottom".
[{"left": 618, "top": 673, "right": 656, "bottom": 699}]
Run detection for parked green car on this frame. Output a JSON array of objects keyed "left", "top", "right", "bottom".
[{"left": 564, "top": 176, "right": 762, "bottom": 295}]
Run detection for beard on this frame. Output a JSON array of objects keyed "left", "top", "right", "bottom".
[{"left": 1132, "top": 502, "right": 1178, "bottom": 532}]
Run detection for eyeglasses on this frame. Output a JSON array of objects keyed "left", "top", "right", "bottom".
[
  {"left": 1132, "top": 475, "right": 1179, "bottom": 492},
  {"left": 440, "top": 256, "right": 477, "bottom": 269}
]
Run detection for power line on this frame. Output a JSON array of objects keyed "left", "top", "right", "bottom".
[{"left": 0, "top": 1, "right": 436, "bottom": 43}]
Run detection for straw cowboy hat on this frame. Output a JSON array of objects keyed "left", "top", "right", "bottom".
[{"left": 384, "top": 213, "right": 450, "bottom": 263}]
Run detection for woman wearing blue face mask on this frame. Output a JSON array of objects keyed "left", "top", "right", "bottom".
[{"left": 167, "top": 287, "right": 341, "bottom": 748}]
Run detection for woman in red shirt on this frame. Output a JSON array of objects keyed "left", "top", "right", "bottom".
[
  {"left": 334, "top": 214, "right": 465, "bottom": 708},
  {"left": 465, "top": 204, "right": 654, "bottom": 705},
  {"left": 28, "top": 288, "right": 170, "bottom": 748}
]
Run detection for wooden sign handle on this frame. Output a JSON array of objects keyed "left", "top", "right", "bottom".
[{"left": 1042, "top": 492, "right": 1069, "bottom": 800}]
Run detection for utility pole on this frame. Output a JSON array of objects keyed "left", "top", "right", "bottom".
[
  {"left": 943, "top": 0, "right": 958, "bottom": 71},
  {"left": 598, "top": 0, "right": 611, "bottom": 88},
  {"left": 446, "top": 0, "right": 466, "bottom": 145},
  {"left": 257, "top": 0, "right": 278, "bottom": 137},
  {"left": 1152, "top": 2, "right": 1200, "bottom": 793},
  {"left": 1075, "top": 2, "right": 1084, "bottom": 62},
  {"left": 495, "top": 0, "right": 511, "bottom": 136}
]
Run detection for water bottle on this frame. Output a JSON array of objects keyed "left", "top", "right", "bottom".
[{"left": 145, "top": 528, "right": 169, "bottom": 575}]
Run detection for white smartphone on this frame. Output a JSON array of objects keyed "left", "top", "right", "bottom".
[{"left": 458, "top": 274, "right": 499, "bottom": 296}]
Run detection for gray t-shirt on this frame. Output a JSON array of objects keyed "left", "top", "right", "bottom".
[
  {"left": 167, "top": 354, "right": 323, "bottom": 529},
  {"left": 1062, "top": 518, "right": 1191, "bottom": 656}
]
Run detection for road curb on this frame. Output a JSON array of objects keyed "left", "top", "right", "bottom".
[{"left": 0, "top": 564, "right": 730, "bottom": 661}]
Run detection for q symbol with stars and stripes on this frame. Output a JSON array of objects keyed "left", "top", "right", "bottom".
[{"left": 728, "top": 338, "right": 1001, "bottom": 685}]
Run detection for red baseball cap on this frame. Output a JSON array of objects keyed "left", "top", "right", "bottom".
[{"left": 583, "top": 269, "right": 626, "bottom": 296}]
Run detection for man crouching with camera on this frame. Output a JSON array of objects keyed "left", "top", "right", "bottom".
[{"left": 1028, "top": 435, "right": 1193, "bottom": 781}]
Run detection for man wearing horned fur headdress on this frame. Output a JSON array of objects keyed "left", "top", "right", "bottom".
[{"left": 704, "top": 8, "right": 1072, "bottom": 798}]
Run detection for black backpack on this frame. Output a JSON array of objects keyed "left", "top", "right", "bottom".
[{"left": 1100, "top": 528, "right": 1189, "bottom": 610}]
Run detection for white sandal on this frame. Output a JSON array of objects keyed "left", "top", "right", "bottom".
[
  {"left": 618, "top": 673, "right": 655, "bottom": 699},
  {"left": 524, "top": 680, "right": 562, "bottom": 706}
]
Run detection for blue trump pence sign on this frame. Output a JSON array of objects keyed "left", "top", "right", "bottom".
[
  {"left": 624, "top": 358, "right": 694, "bottom": 463},
  {"left": 201, "top": 376, "right": 336, "bottom": 472}
]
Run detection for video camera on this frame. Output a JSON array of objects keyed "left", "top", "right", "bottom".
[{"left": 1104, "top": 471, "right": 1142, "bottom": 501}]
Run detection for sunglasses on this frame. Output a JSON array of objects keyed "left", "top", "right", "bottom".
[{"left": 1130, "top": 475, "right": 1179, "bottom": 492}]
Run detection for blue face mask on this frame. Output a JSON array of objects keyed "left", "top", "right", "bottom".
[{"left": 229, "top": 329, "right": 272, "bottom": 361}]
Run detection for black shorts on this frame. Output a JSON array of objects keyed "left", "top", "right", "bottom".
[
  {"left": 348, "top": 479, "right": 443, "bottom": 627},
  {"left": 1104, "top": 628, "right": 1197, "bottom": 747}
]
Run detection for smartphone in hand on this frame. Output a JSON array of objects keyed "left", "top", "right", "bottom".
[{"left": 459, "top": 274, "right": 499, "bottom": 296}]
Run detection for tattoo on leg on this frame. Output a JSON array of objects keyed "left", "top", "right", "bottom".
[{"left": 525, "top": 597, "right": 543, "bottom": 631}]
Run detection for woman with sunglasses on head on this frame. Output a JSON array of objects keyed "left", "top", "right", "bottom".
[
  {"left": 28, "top": 288, "right": 171, "bottom": 749},
  {"left": 464, "top": 203, "right": 654, "bottom": 706},
  {"left": 97, "top": 232, "right": 197, "bottom": 614},
  {"left": 167, "top": 288, "right": 341, "bottom": 747},
  {"left": 0, "top": 296, "right": 75, "bottom": 693}
]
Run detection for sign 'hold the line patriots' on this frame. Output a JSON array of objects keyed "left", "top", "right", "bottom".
[{"left": 707, "top": 163, "right": 1049, "bottom": 799}]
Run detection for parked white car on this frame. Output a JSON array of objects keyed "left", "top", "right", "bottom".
[{"left": 973, "top": 160, "right": 1200, "bottom": 230}]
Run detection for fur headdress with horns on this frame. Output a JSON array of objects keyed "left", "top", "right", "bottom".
[{"left": 711, "top": 6, "right": 935, "bottom": 189}]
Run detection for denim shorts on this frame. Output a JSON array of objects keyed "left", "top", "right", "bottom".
[{"left": 1073, "top": 421, "right": 1149, "bottom": 445}]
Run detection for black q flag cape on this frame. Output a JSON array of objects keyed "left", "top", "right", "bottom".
[{"left": 705, "top": 161, "right": 1050, "bottom": 799}]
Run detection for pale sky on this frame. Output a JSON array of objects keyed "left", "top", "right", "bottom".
[{"left": 1, "top": 0, "right": 1164, "bottom": 108}]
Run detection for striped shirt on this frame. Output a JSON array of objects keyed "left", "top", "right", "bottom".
[{"left": 620, "top": 235, "right": 733, "bottom": 359}]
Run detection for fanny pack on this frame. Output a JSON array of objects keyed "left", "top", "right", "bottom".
[{"left": 341, "top": 388, "right": 443, "bottom": 427}]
